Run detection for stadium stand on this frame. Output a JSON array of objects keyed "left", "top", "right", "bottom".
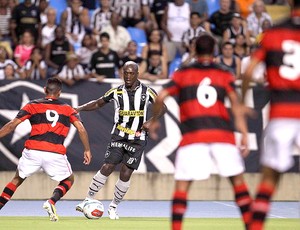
[{"left": 127, "top": 27, "right": 147, "bottom": 56}]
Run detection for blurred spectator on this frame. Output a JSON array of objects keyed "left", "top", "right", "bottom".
[
  {"left": 101, "top": 12, "right": 131, "bottom": 58},
  {"left": 91, "top": 0, "right": 113, "bottom": 38},
  {"left": 10, "top": 0, "right": 41, "bottom": 46},
  {"left": 89, "top": 32, "right": 120, "bottom": 81},
  {"left": 4, "top": 63, "right": 18, "bottom": 79},
  {"left": 161, "top": 0, "right": 190, "bottom": 63},
  {"left": 41, "top": 7, "right": 57, "bottom": 48},
  {"left": 81, "top": 0, "right": 96, "bottom": 9},
  {"left": 223, "top": 13, "right": 251, "bottom": 45},
  {"left": 235, "top": 0, "right": 255, "bottom": 19},
  {"left": 8, "top": 0, "right": 17, "bottom": 9},
  {"left": 45, "top": 26, "right": 74, "bottom": 77},
  {"left": 139, "top": 50, "right": 168, "bottom": 81},
  {"left": 205, "top": 0, "right": 234, "bottom": 39},
  {"left": 255, "top": 18, "right": 272, "bottom": 44},
  {"left": 76, "top": 33, "right": 97, "bottom": 69},
  {"left": 61, "top": 0, "right": 90, "bottom": 46},
  {"left": 112, "top": 0, "right": 153, "bottom": 32},
  {"left": 0, "top": 0, "right": 12, "bottom": 43},
  {"left": 150, "top": 0, "right": 168, "bottom": 30},
  {"left": 141, "top": 29, "right": 168, "bottom": 68},
  {"left": 55, "top": 52, "right": 89, "bottom": 86},
  {"left": 182, "top": 12, "right": 206, "bottom": 50},
  {"left": 247, "top": 0, "right": 272, "bottom": 41},
  {"left": 119, "top": 40, "right": 143, "bottom": 78},
  {"left": 23, "top": 47, "right": 46, "bottom": 79},
  {"left": 38, "top": 0, "right": 49, "bottom": 24},
  {"left": 233, "top": 34, "right": 250, "bottom": 59},
  {"left": 215, "top": 41, "right": 241, "bottom": 78},
  {"left": 186, "top": 0, "right": 208, "bottom": 20},
  {"left": 119, "top": 40, "right": 143, "bottom": 69},
  {"left": 0, "top": 45, "right": 21, "bottom": 79},
  {"left": 14, "top": 30, "right": 35, "bottom": 67},
  {"left": 181, "top": 37, "right": 197, "bottom": 66},
  {"left": 241, "top": 44, "right": 265, "bottom": 83}
]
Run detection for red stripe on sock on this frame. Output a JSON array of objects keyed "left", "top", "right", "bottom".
[
  {"left": 173, "top": 191, "right": 187, "bottom": 200},
  {"left": 234, "top": 183, "right": 248, "bottom": 193},
  {"left": 62, "top": 179, "right": 72, "bottom": 189},
  {"left": 172, "top": 221, "right": 182, "bottom": 230},
  {"left": 257, "top": 182, "right": 275, "bottom": 196},
  {"left": 57, "top": 185, "right": 67, "bottom": 195},
  {"left": 250, "top": 221, "right": 263, "bottom": 230},
  {"left": 7, "top": 182, "right": 17, "bottom": 192}
]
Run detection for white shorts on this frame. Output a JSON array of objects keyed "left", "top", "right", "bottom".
[
  {"left": 18, "top": 148, "right": 73, "bottom": 182},
  {"left": 261, "top": 119, "right": 300, "bottom": 172},
  {"left": 174, "top": 143, "right": 245, "bottom": 181}
]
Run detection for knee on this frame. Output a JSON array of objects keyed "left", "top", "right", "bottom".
[
  {"left": 100, "top": 163, "right": 115, "bottom": 176},
  {"left": 120, "top": 168, "right": 133, "bottom": 181}
]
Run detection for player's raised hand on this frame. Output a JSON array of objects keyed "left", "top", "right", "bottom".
[{"left": 83, "top": 150, "right": 92, "bottom": 165}]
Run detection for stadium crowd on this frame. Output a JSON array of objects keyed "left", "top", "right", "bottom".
[{"left": 0, "top": 0, "right": 289, "bottom": 83}]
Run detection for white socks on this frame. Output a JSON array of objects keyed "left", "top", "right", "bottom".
[
  {"left": 110, "top": 179, "right": 130, "bottom": 208},
  {"left": 87, "top": 170, "right": 108, "bottom": 199}
]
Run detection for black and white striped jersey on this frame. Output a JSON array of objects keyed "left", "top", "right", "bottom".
[
  {"left": 102, "top": 81, "right": 157, "bottom": 140},
  {"left": 111, "top": 0, "right": 148, "bottom": 19}
]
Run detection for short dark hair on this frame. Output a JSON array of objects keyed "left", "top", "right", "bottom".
[
  {"left": 190, "top": 12, "right": 201, "bottom": 18},
  {"left": 45, "top": 77, "right": 62, "bottom": 95},
  {"left": 195, "top": 34, "right": 215, "bottom": 56},
  {"left": 100, "top": 32, "right": 110, "bottom": 40},
  {"left": 221, "top": 41, "right": 234, "bottom": 49}
]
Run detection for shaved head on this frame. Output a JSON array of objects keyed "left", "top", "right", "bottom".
[
  {"left": 123, "top": 61, "right": 139, "bottom": 72},
  {"left": 45, "top": 77, "right": 62, "bottom": 96}
]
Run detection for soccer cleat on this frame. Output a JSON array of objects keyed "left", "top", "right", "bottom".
[
  {"left": 75, "top": 198, "right": 91, "bottom": 213},
  {"left": 108, "top": 206, "right": 119, "bottom": 220},
  {"left": 43, "top": 200, "right": 59, "bottom": 222}
]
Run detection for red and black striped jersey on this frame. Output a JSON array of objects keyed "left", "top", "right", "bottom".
[
  {"left": 165, "top": 61, "right": 236, "bottom": 146},
  {"left": 253, "top": 17, "right": 300, "bottom": 119},
  {"left": 16, "top": 97, "right": 80, "bottom": 155}
]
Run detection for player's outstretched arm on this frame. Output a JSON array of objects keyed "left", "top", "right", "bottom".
[
  {"left": 76, "top": 97, "right": 106, "bottom": 112},
  {"left": 73, "top": 120, "right": 92, "bottom": 165},
  {"left": 0, "top": 118, "right": 22, "bottom": 138}
]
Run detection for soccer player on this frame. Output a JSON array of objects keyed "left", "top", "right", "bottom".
[
  {"left": 149, "top": 34, "right": 252, "bottom": 230},
  {"left": 0, "top": 77, "right": 92, "bottom": 221},
  {"left": 75, "top": 61, "right": 166, "bottom": 219},
  {"left": 242, "top": 0, "right": 300, "bottom": 229}
]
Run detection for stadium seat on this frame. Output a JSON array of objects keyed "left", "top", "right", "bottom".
[
  {"left": 49, "top": 0, "right": 67, "bottom": 23},
  {"left": 127, "top": 27, "right": 147, "bottom": 56},
  {"left": 207, "top": 0, "right": 220, "bottom": 16},
  {"left": 168, "top": 57, "right": 182, "bottom": 78}
]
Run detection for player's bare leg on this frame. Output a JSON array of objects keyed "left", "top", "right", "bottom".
[
  {"left": 0, "top": 170, "right": 25, "bottom": 210},
  {"left": 229, "top": 174, "right": 252, "bottom": 230},
  {"left": 171, "top": 180, "right": 192, "bottom": 230},
  {"left": 249, "top": 167, "right": 280, "bottom": 230}
]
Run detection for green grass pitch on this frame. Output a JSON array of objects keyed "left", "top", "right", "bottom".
[{"left": 0, "top": 217, "right": 299, "bottom": 230}]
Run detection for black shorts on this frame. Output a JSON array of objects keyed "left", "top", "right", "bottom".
[
  {"left": 104, "top": 135, "right": 147, "bottom": 170},
  {"left": 121, "top": 18, "right": 143, "bottom": 28}
]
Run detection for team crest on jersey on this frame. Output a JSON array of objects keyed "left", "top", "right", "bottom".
[
  {"left": 108, "top": 54, "right": 114, "bottom": 61},
  {"left": 141, "top": 94, "right": 146, "bottom": 101},
  {"left": 0, "top": 81, "right": 79, "bottom": 167}
]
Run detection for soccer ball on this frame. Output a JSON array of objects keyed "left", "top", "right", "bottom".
[{"left": 83, "top": 200, "right": 104, "bottom": 219}]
